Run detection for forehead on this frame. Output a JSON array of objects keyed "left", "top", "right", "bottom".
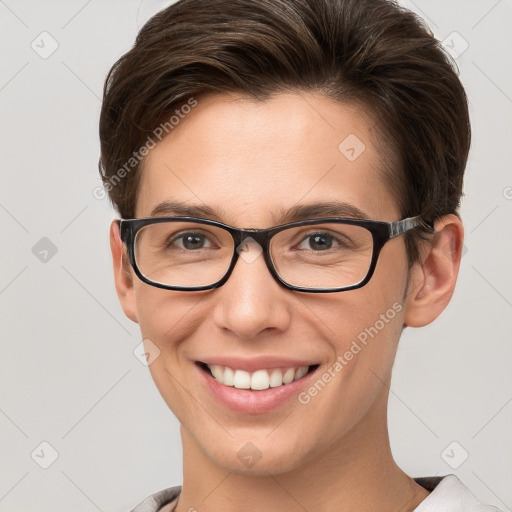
[{"left": 136, "top": 92, "right": 400, "bottom": 224}]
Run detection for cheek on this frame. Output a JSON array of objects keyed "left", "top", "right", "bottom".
[
  {"left": 133, "top": 286, "right": 205, "bottom": 420},
  {"left": 132, "top": 284, "right": 201, "bottom": 355},
  {"left": 343, "top": 300, "right": 404, "bottom": 377},
  {"left": 133, "top": 285, "right": 168, "bottom": 339},
  {"left": 317, "top": 291, "right": 405, "bottom": 383},
  {"left": 338, "top": 250, "right": 408, "bottom": 376},
  {"left": 316, "top": 249, "right": 408, "bottom": 385}
]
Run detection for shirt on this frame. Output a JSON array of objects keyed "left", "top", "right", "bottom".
[{"left": 130, "top": 474, "right": 504, "bottom": 512}]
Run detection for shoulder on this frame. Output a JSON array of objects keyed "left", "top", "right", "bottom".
[
  {"left": 413, "top": 474, "right": 503, "bottom": 511},
  {"left": 130, "top": 485, "right": 182, "bottom": 512}
]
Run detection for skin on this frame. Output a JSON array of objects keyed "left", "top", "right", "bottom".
[{"left": 110, "top": 92, "right": 464, "bottom": 512}]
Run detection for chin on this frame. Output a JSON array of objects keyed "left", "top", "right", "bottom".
[{"left": 200, "top": 432, "right": 313, "bottom": 477}]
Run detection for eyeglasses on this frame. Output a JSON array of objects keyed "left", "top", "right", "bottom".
[{"left": 117, "top": 215, "right": 431, "bottom": 293}]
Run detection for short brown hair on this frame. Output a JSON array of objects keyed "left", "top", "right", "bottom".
[{"left": 98, "top": 0, "right": 471, "bottom": 265}]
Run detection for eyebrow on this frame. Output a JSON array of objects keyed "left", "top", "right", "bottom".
[{"left": 149, "top": 200, "right": 370, "bottom": 224}]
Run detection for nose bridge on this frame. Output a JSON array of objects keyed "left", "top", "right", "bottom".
[
  {"left": 212, "top": 228, "right": 291, "bottom": 338},
  {"left": 233, "top": 228, "right": 274, "bottom": 281},
  {"left": 237, "top": 227, "right": 272, "bottom": 249}
]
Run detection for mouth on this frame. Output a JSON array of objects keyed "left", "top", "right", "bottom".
[{"left": 196, "top": 361, "right": 320, "bottom": 391}]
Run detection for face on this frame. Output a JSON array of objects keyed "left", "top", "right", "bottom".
[{"left": 115, "top": 91, "right": 416, "bottom": 475}]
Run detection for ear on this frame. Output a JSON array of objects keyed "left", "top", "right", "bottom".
[
  {"left": 403, "top": 214, "right": 464, "bottom": 327},
  {"left": 110, "top": 220, "right": 138, "bottom": 324}
]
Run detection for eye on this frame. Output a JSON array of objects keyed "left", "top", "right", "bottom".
[
  {"left": 168, "top": 231, "right": 215, "bottom": 250},
  {"left": 296, "top": 232, "right": 349, "bottom": 251}
]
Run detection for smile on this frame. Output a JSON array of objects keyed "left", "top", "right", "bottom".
[
  {"left": 195, "top": 357, "right": 322, "bottom": 414},
  {"left": 197, "top": 361, "right": 320, "bottom": 390},
  {"left": 200, "top": 363, "right": 319, "bottom": 391}
]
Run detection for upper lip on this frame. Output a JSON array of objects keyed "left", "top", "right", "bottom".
[{"left": 197, "top": 356, "right": 319, "bottom": 373}]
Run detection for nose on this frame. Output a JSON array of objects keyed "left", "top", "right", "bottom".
[{"left": 211, "top": 239, "right": 292, "bottom": 339}]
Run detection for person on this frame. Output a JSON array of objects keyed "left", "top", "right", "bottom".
[{"left": 98, "top": 0, "right": 502, "bottom": 510}]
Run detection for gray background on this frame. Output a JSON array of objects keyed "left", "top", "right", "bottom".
[{"left": 0, "top": 1, "right": 511, "bottom": 511}]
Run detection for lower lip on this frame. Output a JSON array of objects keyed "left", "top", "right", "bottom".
[{"left": 196, "top": 363, "right": 320, "bottom": 415}]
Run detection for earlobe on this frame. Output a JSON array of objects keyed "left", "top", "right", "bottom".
[
  {"left": 403, "top": 214, "right": 464, "bottom": 328},
  {"left": 110, "top": 220, "right": 139, "bottom": 324}
]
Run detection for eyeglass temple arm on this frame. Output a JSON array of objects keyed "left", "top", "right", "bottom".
[{"left": 389, "top": 216, "right": 434, "bottom": 238}]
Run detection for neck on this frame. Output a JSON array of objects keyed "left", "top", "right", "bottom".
[{"left": 175, "top": 387, "right": 430, "bottom": 512}]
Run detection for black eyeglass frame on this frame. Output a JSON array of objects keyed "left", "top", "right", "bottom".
[{"left": 117, "top": 215, "right": 432, "bottom": 293}]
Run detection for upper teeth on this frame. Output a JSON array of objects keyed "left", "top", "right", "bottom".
[{"left": 206, "top": 364, "right": 309, "bottom": 390}]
